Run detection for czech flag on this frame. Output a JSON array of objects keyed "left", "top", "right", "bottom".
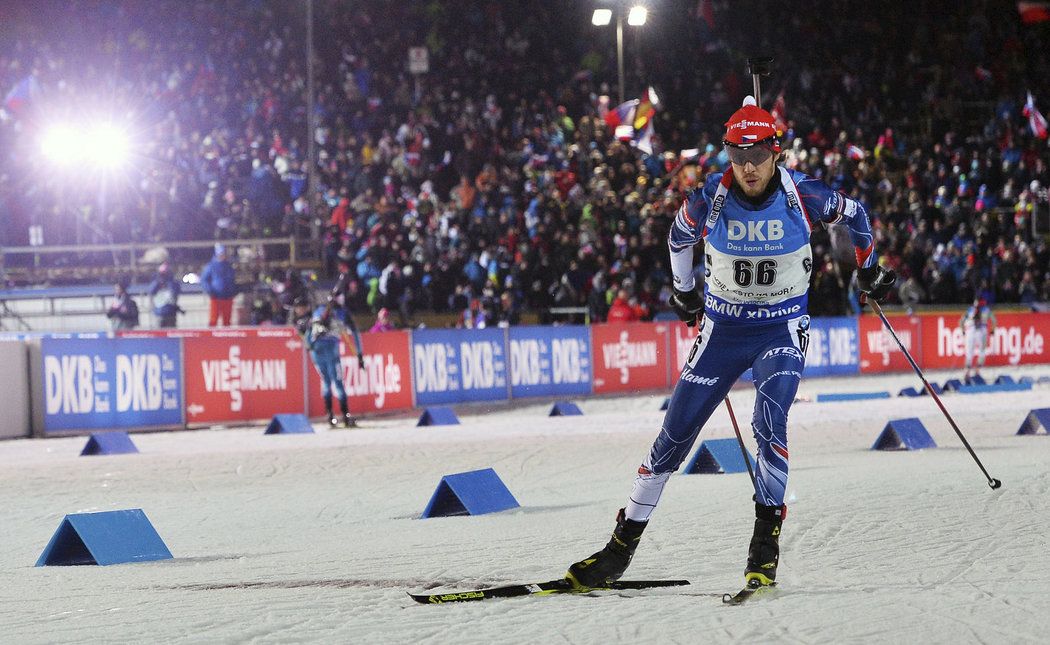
[
  {"left": 604, "top": 98, "right": 639, "bottom": 130},
  {"left": 1023, "top": 91, "right": 1048, "bottom": 139},
  {"left": 3, "top": 74, "right": 39, "bottom": 113},
  {"left": 605, "top": 87, "right": 660, "bottom": 153}
]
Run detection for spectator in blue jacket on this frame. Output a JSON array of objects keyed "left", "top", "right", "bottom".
[{"left": 201, "top": 244, "right": 237, "bottom": 326}]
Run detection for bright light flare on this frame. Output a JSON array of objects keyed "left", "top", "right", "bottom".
[
  {"left": 40, "top": 122, "right": 132, "bottom": 170},
  {"left": 87, "top": 124, "right": 131, "bottom": 170},
  {"left": 592, "top": 8, "right": 612, "bottom": 26},
  {"left": 40, "top": 125, "right": 81, "bottom": 165},
  {"left": 627, "top": 6, "right": 647, "bottom": 26}
]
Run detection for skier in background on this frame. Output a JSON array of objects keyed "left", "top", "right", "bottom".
[
  {"left": 960, "top": 297, "right": 997, "bottom": 382},
  {"left": 292, "top": 295, "right": 366, "bottom": 428},
  {"left": 565, "top": 96, "right": 896, "bottom": 593}
]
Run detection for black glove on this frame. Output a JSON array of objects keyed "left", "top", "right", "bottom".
[
  {"left": 857, "top": 265, "right": 896, "bottom": 303},
  {"left": 357, "top": 354, "right": 366, "bottom": 369},
  {"left": 669, "top": 287, "right": 704, "bottom": 326}
]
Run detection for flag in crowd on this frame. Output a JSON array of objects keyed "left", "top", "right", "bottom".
[
  {"left": 1017, "top": 1, "right": 1050, "bottom": 24},
  {"left": 3, "top": 74, "right": 39, "bottom": 114},
  {"left": 604, "top": 87, "right": 661, "bottom": 154},
  {"left": 1023, "top": 91, "right": 1048, "bottom": 139}
]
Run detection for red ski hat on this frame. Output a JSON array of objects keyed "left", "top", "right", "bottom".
[{"left": 723, "top": 96, "right": 780, "bottom": 150}]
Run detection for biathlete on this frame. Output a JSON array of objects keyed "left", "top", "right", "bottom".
[
  {"left": 293, "top": 296, "right": 366, "bottom": 428},
  {"left": 566, "top": 96, "right": 896, "bottom": 592}
]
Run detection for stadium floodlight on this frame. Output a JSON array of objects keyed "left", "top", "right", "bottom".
[
  {"left": 627, "top": 6, "right": 647, "bottom": 26},
  {"left": 41, "top": 121, "right": 133, "bottom": 171},
  {"left": 86, "top": 123, "right": 131, "bottom": 170},
  {"left": 592, "top": 8, "right": 612, "bottom": 26},
  {"left": 40, "top": 125, "right": 82, "bottom": 166}
]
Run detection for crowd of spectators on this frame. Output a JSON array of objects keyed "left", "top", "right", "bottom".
[{"left": 2, "top": 0, "right": 1050, "bottom": 329}]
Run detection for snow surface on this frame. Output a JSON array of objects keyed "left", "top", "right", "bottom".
[{"left": 3, "top": 367, "right": 1050, "bottom": 644}]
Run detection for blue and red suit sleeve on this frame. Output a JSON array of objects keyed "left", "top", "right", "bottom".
[
  {"left": 669, "top": 172, "right": 724, "bottom": 251},
  {"left": 796, "top": 173, "right": 877, "bottom": 269},
  {"left": 667, "top": 173, "right": 724, "bottom": 291}
]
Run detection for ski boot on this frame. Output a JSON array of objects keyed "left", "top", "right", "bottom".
[
  {"left": 338, "top": 398, "right": 355, "bottom": 428},
  {"left": 324, "top": 395, "right": 337, "bottom": 427},
  {"left": 566, "top": 508, "right": 647, "bottom": 590},
  {"left": 744, "top": 503, "right": 785, "bottom": 587}
]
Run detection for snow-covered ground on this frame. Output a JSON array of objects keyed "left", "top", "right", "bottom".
[{"left": 2, "top": 367, "right": 1049, "bottom": 644}]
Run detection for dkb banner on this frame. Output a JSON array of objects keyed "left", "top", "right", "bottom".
[
  {"left": 802, "top": 316, "right": 859, "bottom": 376},
  {"left": 508, "top": 326, "right": 592, "bottom": 398},
  {"left": 182, "top": 328, "right": 306, "bottom": 423},
  {"left": 41, "top": 337, "right": 182, "bottom": 432},
  {"left": 306, "top": 330, "right": 414, "bottom": 416},
  {"left": 591, "top": 322, "right": 671, "bottom": 394},
  {"left": 412, "top": 328, "right": 508, "bottom": 405}
]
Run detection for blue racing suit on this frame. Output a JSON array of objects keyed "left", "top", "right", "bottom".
[
  {"left": 625, "top": 166, "right": 877, "bottom": 521},
  {"left": 298, "top": 305, "right": 363, "bottom": 416}
]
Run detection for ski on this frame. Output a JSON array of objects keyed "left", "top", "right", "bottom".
[
  {"left": 410, "top": 578, "right": 690, "bottom": 604},
  {"left": 722, "top": 579, "right": 777, "bottom": 605}
]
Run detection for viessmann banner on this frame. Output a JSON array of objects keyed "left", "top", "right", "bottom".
[
  {"left": 858, "top": 313, "right": 923, "bottom": 373},
  {"left": 591, "top": 322, "right": 671, "bottom": 394},
  {"left": 41, "top": 336, "right": 182, "bottom": 432},
  {"left": 182, "top": 328, "right": 307, "bottom": 424}
]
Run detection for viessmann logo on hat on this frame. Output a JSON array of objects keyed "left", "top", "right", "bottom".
[
  {"left": 729, "top": 120, "right": 775, "bottom": 131},
  {"left": 723, "top": 96, "right": 778, "bottom": 145}
]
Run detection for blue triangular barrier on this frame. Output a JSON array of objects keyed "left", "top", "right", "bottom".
[
  {"left": 264, "top": 414, "right": 314, "bottom": 434},
  {"left": 925, "top": 382, "right": 944, "bottom": 395},
  {"left": 871, "top": 418, "right": 937, "bottom": 450},
  {"left": 964, "top": 374, "right": 987, "bottom": 386},
  {"left": 36, "top": 509, "right": 172, "bottom": 566},
  {"left": 898, "top": 387, "right": 923, "bottom": 397},
  {"left": 417, "top": 407, "right": 460, "bottom": 426},
  {"left": 660, "top": 397, "right": 671, "bottom": 411},
  {"left": 549, "top": 401, "right": 583, "bottom": 416},
  {"left": 1018, "top": 375, "right": 1034, "bottom": 385},
  {"left": 80, "top": 432, "right": 138, "bottom": 456},
  {"left": 421, "top": 468, "right": 520, "bottom": 517},
  {"left": 994, "top": 375, "right": 1015, "bottom": 385},
  {"left": 1017, "top": 408, "right": 1050, "bottom": 435},
  {"left": 682, "top": 438, "right": 756, "bottom": 474},
  {"left": 942, "top": 379, "right": 963, "bottom": 392}
]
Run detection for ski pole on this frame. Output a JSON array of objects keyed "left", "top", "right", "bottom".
[
  {"left": 867, "top": 298, "right": 1002, "bottom": 490},
  {"left": 724, "top": 396, "right": 756, "bottom": 487}
]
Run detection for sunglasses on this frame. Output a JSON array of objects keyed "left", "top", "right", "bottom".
[{"left": 725, "top": 143, "right": 775, "bottom": 166}]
